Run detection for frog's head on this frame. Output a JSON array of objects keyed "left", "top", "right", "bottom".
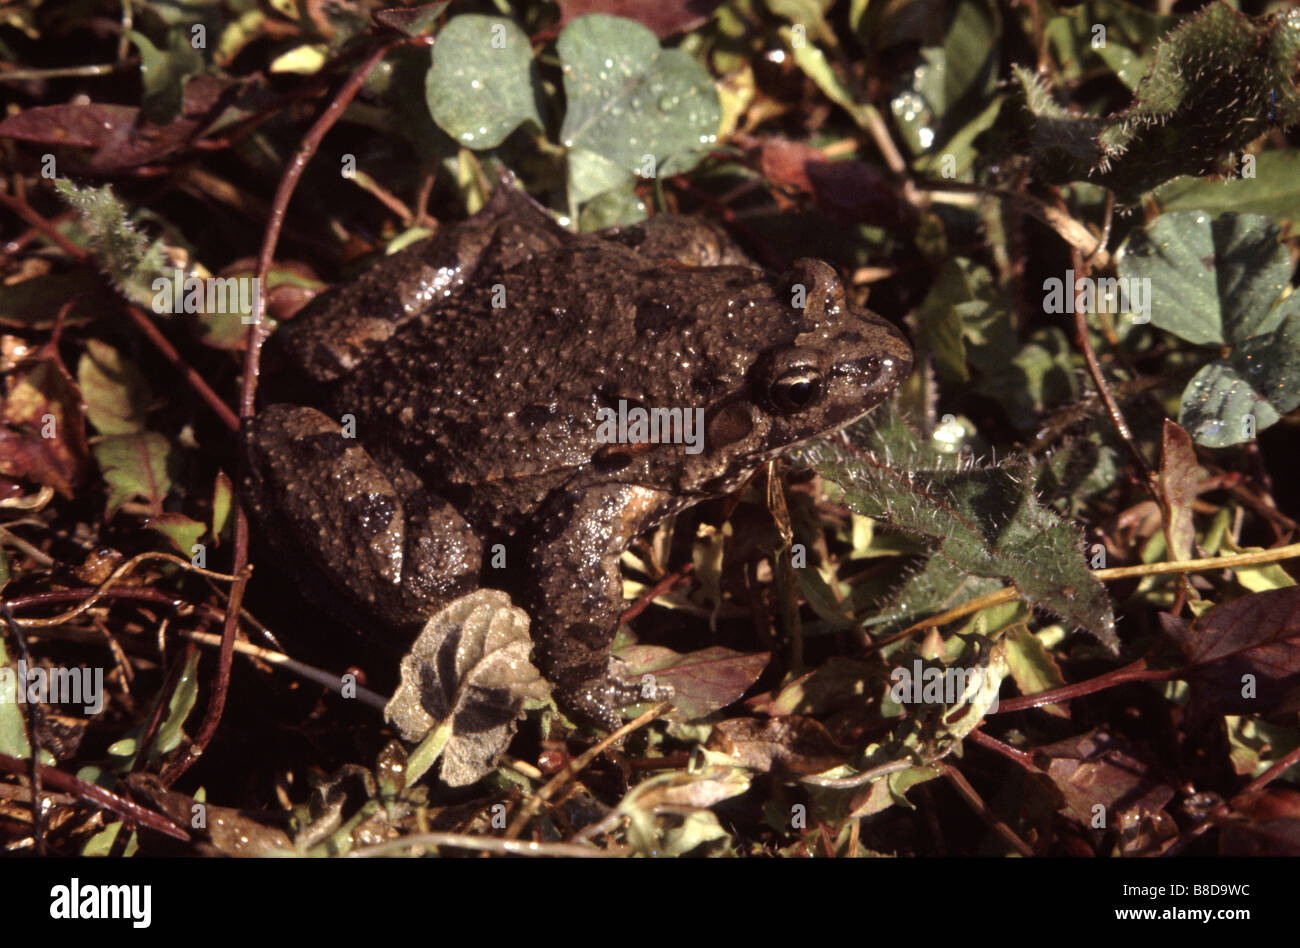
[{"left": 680, "top": 258, "right": 912, "bottom": 495}]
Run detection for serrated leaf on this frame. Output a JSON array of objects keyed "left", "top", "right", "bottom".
[
  {"left": 558, "top": 14, "right": 719, "bottom": 185},
  {"left": 425, "top": 15, "right": 542, "bottom": 150},
  {"left": 871, "top": 555, "right": 1001, "bottom": 635},
  {"left": 385, "top": 590, "right": 550, "bottom": 787},
  {"left": 795, "top": 408, "right": 1117, "bottom": 650},
  {"left": 53, "top": 180, "right": 170, "bottom": 309}
]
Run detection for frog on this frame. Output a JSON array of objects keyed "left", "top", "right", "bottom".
[{"left": 241, "top": 182, "right": 912, "bottom": 729}]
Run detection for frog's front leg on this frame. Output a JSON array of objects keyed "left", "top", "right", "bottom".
[
  {"left": 242, "top": 403, "right": 482, "bottom": 632},
  {"left": 522, "top": 484, "right": 676, "bottom": 730}
]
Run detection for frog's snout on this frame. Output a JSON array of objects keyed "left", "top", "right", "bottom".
[{"left": 877, "top": 319, "right": 913, "bottom": 391}]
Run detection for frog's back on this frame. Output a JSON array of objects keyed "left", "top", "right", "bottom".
[{"left": 333, "top": 239, "right": 797, "bottom": 523}]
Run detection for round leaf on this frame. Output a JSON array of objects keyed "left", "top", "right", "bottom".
[
  {"left": 557, "top": 14, "right": 720, "bottom": 181},
  {"left": 425, "top": 15, "right": 542, "bottom": 150},
  {"left": 1117, "top": 210, "right": 1292, "bottom": 346},
  {"left": 1179, "top": 359, "right": 1280, "bottom": 448}
]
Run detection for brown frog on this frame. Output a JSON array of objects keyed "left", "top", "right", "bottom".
[{"left": 242, "top": 183, "right": 912, "bottom": 728}]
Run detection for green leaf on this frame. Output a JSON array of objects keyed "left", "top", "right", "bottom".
[
  {"left": 148, "top": 512, "right": 206, "bottom": 556},
  {"left": 577, "top": 184, "right": 648, "bottom": 231},
  {"left": 92, "top": 431, "right": 173, "bottom": 514},
  {"left": 1117, "top": 211, "right": 1293, "bottom": 346},
  {"left": 425, "top": 15, "right": 542, "bottom": 150},
  {"left": 558, "top": 15, "right": 720, "bottom": 186},
  {"left": 870, "top": 555, "right": 1002, "bottom": 636},
  {"left": 125, "top": 28, "right": 204, "bottom": 123},
  {"left": 0, "top": 268, "right": 102, "bottom": 329},
  {"left": 566, "top": 147, "right": 636, "bottom": 210},
  {"left": 212, "top": 470, "right": 233, "bottom": 538},
  {"left": 889, "top": 0, "right": 999, "bottom": 157},
  {"left": 0, "top": 638, "right": 32, "bottom": 759},
  {"left": 77, "top": 339, "right": 152, "bottom": 436},
  {"left": 81, "top": 821, "right": 139, "bottom": 857},
  {"left": 1003, "top": 624, "right": 1069, "bottom": 717},
  {"left": 1152, "top": 152, "right": 1300, "bottom": 225},
  {"left": 795, "top": 409, "right": 1117, "bottom": 651},
  {"left": 1178, "top": 306, "right": 1300, "bottom": 447},
  {"left": 1118, "top": 211, "right": 1300, "bottom": 446},
  {"left": 108, "top": 650, "right": 200, "bottom": 767},
  {"left": 1044, "top": 0, "right": 1177, "bottom": 89}
]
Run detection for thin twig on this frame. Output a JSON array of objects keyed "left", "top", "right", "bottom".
[
  {"left": 161, "top": 33, "right": 410, "bottom": 787},
  {"left": 122, "top": 304, "right": 241, "bottom": 432},
  {"left": 9, "top": 551, "right": 240, "bottom": 629},
  {"left": 0, "top": 752, "right": 189, "bottom": 841},
  {"left": 505, "top": 701, "right": 672, "bottom": 839},
  {"left": 1069, "top": 244, "right": 1156, "bottom": 495},
  {"left": 941, "top": 763, "right": 1034, "bottom": 856},
  {"left": 349, "top": 832, "right": 618, "bottom": 857}
]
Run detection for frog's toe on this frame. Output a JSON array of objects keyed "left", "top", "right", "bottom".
[{"left": 561, "top": 666, "right": 675, "bottom": 732}]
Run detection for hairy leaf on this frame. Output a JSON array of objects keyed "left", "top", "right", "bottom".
[
  {"left": 1000, "top": 5, "right": 1300, "bottom": 201},
  {"left": 795, "top": 409, "right": 1116, "bottom": 650}
]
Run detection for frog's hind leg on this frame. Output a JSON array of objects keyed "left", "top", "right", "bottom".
[
  {"left": 241, "top": 403, "right": 482, "bottom": 634},
  {"left": 521, "top": 484, "right": 676, "bottom": 730}
]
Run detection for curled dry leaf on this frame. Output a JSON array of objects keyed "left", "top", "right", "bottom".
[{"left": 385, "top": 590, "right": 551, "bottom": 788}]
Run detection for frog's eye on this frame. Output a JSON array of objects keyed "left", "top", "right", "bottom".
[{"left": 769, "top": 367, "right": 825, "bottom": 413}]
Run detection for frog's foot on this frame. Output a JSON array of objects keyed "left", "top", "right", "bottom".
[{"left": 558, "top": 659, "right": 676, "bottom": 732}]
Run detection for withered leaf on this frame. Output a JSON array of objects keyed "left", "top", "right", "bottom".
[{"left": 385, "top": 590, "right": 550, "bottom": 787}]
